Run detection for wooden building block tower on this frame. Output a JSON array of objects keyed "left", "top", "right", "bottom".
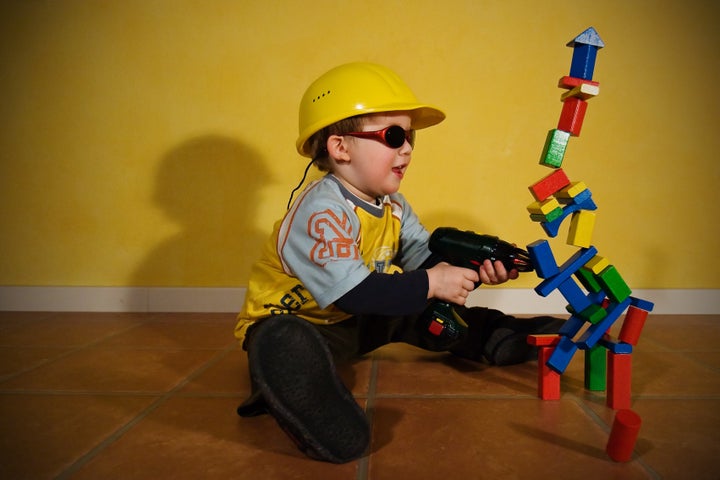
[{"left": 524, "top": 27, "right": 656, "bottom": 461}]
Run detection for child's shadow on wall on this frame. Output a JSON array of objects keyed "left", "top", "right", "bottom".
[{"left": 132, "top": 134, "right": 270, "bottom": 288}]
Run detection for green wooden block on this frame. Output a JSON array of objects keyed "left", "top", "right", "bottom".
[
  {"left": 539, "top": 129, "right": 571, "bottom": 168},
  {"left": 575, "top": 267, "right": 603, "bottom": 293},
  {"left": 529, "top": 207, "right": 564, "bottom": 223},
  {"left": 565, "top": 302, "right": 606, "bottom": 324},
  {"left": 597, "top": 265, "right": 632, "bottom": 303},
  {"left": 579, "top": 303, "right": 607, "bottom": 324},
  {"left": 584, "top": 344, "right": 607, "bottom": 391}
]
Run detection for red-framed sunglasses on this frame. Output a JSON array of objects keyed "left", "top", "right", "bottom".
[{"left": 344, "top": 125, "right": 415, "bottom": 149}]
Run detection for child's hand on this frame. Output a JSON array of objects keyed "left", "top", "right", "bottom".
[
  {"left": 426, "top": 262, "right": 479, "bottom": 305},
  {"left": 478, "top": 259, "right": 519, "bottom": 285}
]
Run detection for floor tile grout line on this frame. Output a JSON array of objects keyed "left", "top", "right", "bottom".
[
  {"left": 0, "top": 389, "right": 167, "bottom": 396},
  {"left": 569, "top": 393, "right": 612, "bottom": 434},
  {"left": 355, "top": 356, "right": 379, "bottom": 480},
  {"left": 54, "top": 394, "right": 169, "bottom": 480},
  {"left": 0, "top": 314, "right": 714, "bottom": 476},
  {"left": 372, "top": 392, "right": 538, "bottom": 400},
  {"left": 173, "top": 391, "right": 248, "bottom": 398},
  {"left": 54, "top": 342, "right": 238, "bottom": 480},
  {"left": 0, "top": 389, "right": 248, "bottom": 397},
  {"left": 3, "top": 389, "right": 719, "bottom": 400},
  {"left": 674, "top": 350, "right": 720, "bottom": 375},
  {"left": 0, "top": 345, "right": 237, "bottom": 355},
  {"left": 570, "top": 394, "right": 663, "bottom": 480},
  {"left": 633, "top": 393, "right": 720, "bottom": 400},
  {"left": 0, "top": 321, "right": 146, "bottom": 385}
]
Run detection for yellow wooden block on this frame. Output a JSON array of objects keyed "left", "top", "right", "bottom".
[
  {"left": 556, "top": 181, "right": 588, "bottom": 200},
  {"left": 567, "top": 210, "right": 596, "bottom": 247},
  {"left": 583, "top": 254, "right": 610, "bottom": 275},
  {"left": 560, "top": 83, "right": 600, "bottom": 101},
  {"left": 527, "top": 198, "right": 561, "bottom": 215}
]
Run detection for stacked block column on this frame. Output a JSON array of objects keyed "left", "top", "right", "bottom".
[{"left": 524, "top": 27, "right": 656, "bottom": 462}]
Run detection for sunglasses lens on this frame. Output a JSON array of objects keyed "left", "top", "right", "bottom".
[{"left": 384, "top": 126, "right": 413, "bottom": 148}]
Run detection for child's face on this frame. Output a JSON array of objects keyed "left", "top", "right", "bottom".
[{"left": 334, "top": 112, "right": 414, "bottom": 202}]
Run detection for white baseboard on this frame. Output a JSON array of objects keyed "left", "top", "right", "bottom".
[
  {"left": 0, "top": 286, "right": 718, "bottom": 314},
  {"left": 0, "top": 287, "right": 244, "bottom": 313}
]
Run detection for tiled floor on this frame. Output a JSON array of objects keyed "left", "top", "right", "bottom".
[{"left": 1, "top": 312, "right": 719, "bottom": 479}]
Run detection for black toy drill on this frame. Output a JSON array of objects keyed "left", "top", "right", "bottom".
[{"left": 418, "top": 227, "right": 534, "bottom": 350}]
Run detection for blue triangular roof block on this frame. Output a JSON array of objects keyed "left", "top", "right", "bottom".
[{"left": 566, "top": 27, "right": 605, "bottom": 48}]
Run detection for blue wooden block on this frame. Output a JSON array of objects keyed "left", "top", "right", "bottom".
[
  {"left": 589, "top": 290, "right": 607, "bottom": 304},
  {"left": 630, "top": 296, "right": 655, "bottom": 312},
  {"left": 527, "top": 239, "right": 559, "bottom": 279},
  {"left": 569, "top": 188, "right": 592, "bottom": 204},
  {"left": 535, "top": 246, "right": 598, "bottom": 297},
  {"left": 558, "top": 277, "right": 592, "bottom": 314},
  {"left": 540, "top": 192, "right": 597, "bottom": 238},
  {"left": 567, "top": 27, "right": 605, "bottom": 81},
  {"left": 599, "top": 336, "right": 633, "bottom": 354},
  {"left": 558, "top": 314, "right": 586, "bottom": 337},
  {"left": 577, "top": 297, "right": 632, "bottom": 349},
  {"left": 546, "top": 335, "right": 579, "bottom": 374},
  {"left": 569, "top": 44, "right": 598, "bottom": 80},
  {"left": 567, "top": 27, "right": 606, "bottom": 49}
]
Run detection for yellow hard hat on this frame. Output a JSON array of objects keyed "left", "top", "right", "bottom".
[{"left": 296, "top": 62, "right": 446, "bottom": 157}]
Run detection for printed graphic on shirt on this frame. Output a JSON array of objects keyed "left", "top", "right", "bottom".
[
  {"left": 235, "top": 177, "right": 433, "bottom": 343},
  {"left": 308, "top": 209, "right": 359, "bottom": 266},
  {"left": 263, "top": 283, "right": 312, "bottom": 315},
  {"left": 354, "top": 200, "right": 402, "bottom": 275},
  {"left": 370, "top": 246, "right": 395, "bottom": 273}
]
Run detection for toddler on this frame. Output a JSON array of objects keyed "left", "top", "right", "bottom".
[{"left": 234, "top": 62, "right": 562, "bottom": 463}]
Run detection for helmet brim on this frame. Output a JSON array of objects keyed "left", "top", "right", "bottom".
[{"left": 296, "top": 104, "right": 445, "bottom": 157}]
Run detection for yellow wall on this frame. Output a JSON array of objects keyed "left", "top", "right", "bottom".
[{"left": 1, "top": 0, "right": 719, "bottom": 289}]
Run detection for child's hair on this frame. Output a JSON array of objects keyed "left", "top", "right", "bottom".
[
  {"left": 287, "top": 114, "right": 367, "bottom": 210},
  {"left": 307, "top": 115, "right": 364, "bottom": 171}
]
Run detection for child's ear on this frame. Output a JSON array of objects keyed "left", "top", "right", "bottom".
[{"left": 326, "top": 134, "right": 351, "bottom": 162}]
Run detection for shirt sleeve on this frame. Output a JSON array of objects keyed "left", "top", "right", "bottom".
[
  {"left": 334, "top": 270, "right": 429, "bottom": 315},
  {"left": 277, "top": 182, "right": 371, "bottom": 309}
]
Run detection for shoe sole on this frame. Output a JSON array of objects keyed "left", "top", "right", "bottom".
[{"left": 248, "top": 316, "right": 370, "bottom": 463}]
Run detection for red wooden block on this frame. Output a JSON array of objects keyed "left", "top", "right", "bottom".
[
  {"left": 537, "top": 344, "right": 561, "bottom": 400},
  {"left": 558, "top": 75, "right": 600, "bottom": 89},
  {"left": 527, "top": 334, "right": 561, "bottom": 347},
  {"left": 558, "top": 97, "right": 588, "bottom": 136},
  {"left": 606, "top": 409, "right": 642, "bottom": 462},
  {"left": 607, "top": 352, "right": 632, "bottom": 409},
  {"left": 618, "top": 306, "right": 649, "bottom": 346},
  {"left": 529, "top": 168, "right": 571, "bottom": 202}
]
